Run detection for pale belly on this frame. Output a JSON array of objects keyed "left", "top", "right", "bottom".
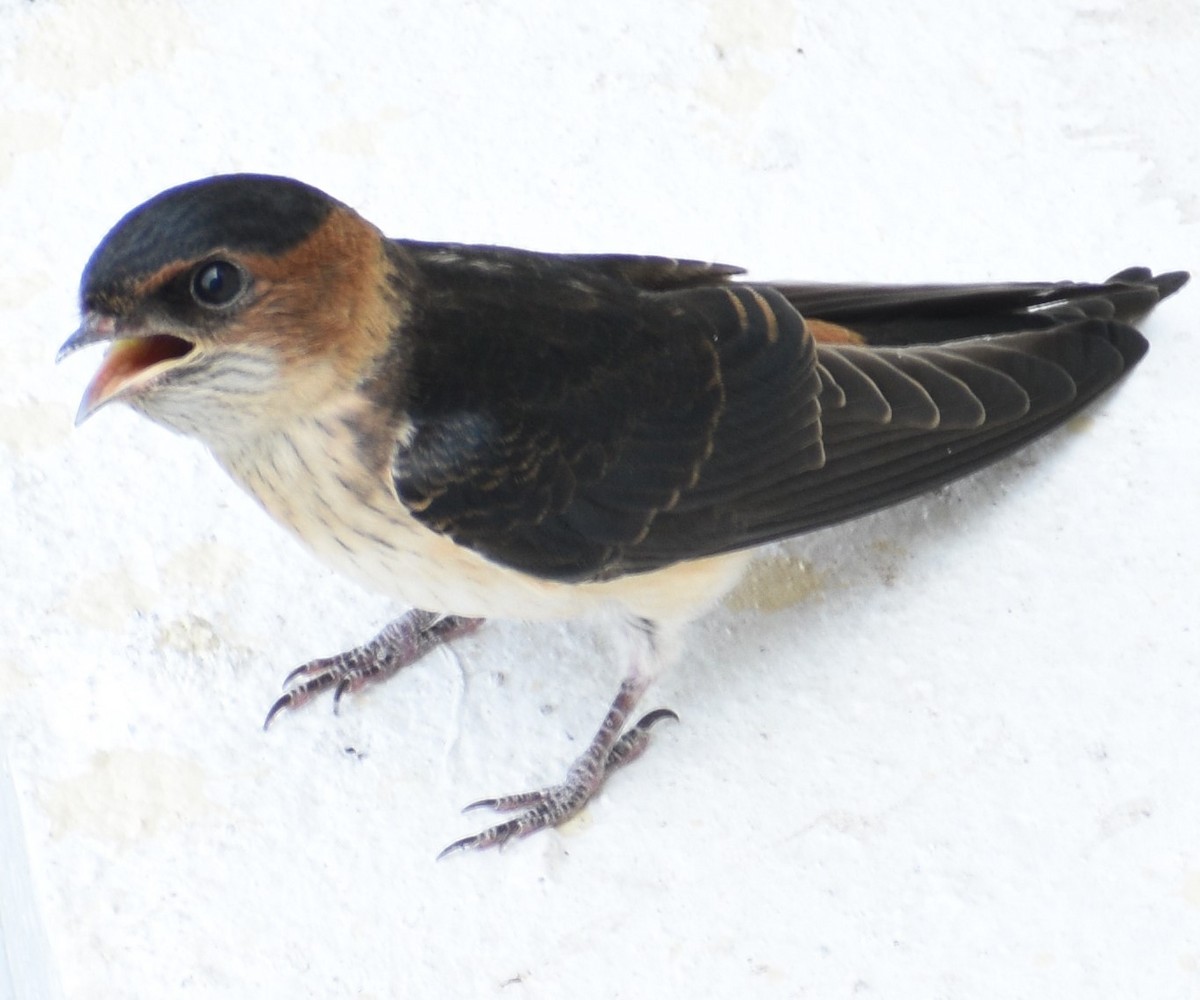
[{"left": 213, "top": 416, "right": 750, "bottom": 625}]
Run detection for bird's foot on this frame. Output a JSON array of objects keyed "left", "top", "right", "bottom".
[
  {"left": 438, "top": 678, "right": 675, "bottom": 858},
  {"left": 263, "top": 610, "right": 483, "bottom": 728}
]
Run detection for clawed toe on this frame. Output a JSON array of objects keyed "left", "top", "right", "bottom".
[
  {"left": 437, "top": 819, "right": 527, "bottom": 860},
  {"left": 265, "top": 622, "right": 678, "bottom": 858},
  {"left": 263, "top": 693, "right": 296, "bottom": 730},
  {"left": 262, "top": 612, "right": 482, "bottom": 729},
  {"left": 605, "top": 708, "right": 679, "bottom": 771},
  {"left": 439, "top": 702, "right": 677, "bottom": 859},
  {"left": 463, "top": 789, "right": 554, "bottom": 814}
]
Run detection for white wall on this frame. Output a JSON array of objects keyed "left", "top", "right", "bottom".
[{"left": 2, "top": 1, "right": 1196, "bottom": 997}]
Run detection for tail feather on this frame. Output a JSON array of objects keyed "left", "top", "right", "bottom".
[{"left": 767, "top": 268, "right": 1188, "bottom": 346}]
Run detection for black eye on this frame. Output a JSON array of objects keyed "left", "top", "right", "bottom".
[{"left": 190, "top": 260, "right": 244, "bottom": 307}]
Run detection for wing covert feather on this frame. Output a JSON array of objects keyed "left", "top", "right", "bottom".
[{"left": 386, "top": 246, "right": 1171, "bottom": 581}]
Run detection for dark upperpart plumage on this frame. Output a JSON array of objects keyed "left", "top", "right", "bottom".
[
  {"left": 389, "top": 249, "right": 1186, "bottom": 582},
  {"left": 70, "top": 173, "right": 1187, "bottom": 586}
]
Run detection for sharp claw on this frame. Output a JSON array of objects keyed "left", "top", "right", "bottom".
[
  {"left": 438, "top": 821, "right": 522, "bottom": 859},
  {"left": 282, "top": 662, "right": 315, "bottom": 686},
  {"left": 443, "top": 674, "right": 663, "bottom": 856},
  {"left": 332, "top": 677, "right": 352, "bottom": 714},
  {"left": 603, "top": 705, "right": 678, "bottom": 773},
  {"left": 436, "top": 837, "right": 474, "bottom": 861},
  {"left": 464, "top": 790, "right": 554, "bottom": 813},
  {"left": 262, "top": 694, "right": 293, "bottom": 731},
  {"left": 633, "top": 708, "right": 679, "bottom": 730},
  {"left": 264, "top": 614, "right": 484, "bottom": 727}
]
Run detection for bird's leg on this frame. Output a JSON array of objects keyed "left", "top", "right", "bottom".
[
  {"left": 438, "top": 673, "right": 677, "bottom": 859},
  {"left": 263, "top": 610, "right": 483, "bottom": 728}
]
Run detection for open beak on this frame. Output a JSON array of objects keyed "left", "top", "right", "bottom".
[{"left": 57, "top": 313, "right": 195, "bottom": 425}]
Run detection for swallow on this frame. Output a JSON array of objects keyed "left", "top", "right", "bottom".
[{"left": 58, "top": 173, "right": 1188, "bottom": 857}]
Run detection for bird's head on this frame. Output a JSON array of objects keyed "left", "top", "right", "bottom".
[{"left": 59, "top": 174, "right": 404, "bottom": 445}]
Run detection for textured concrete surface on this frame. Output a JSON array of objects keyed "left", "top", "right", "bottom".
[{"left": 1, "top": 1, "right": 1197, "bottom": 997}]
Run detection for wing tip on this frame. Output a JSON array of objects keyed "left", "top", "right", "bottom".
[{"left": 1104, "top": 266, "right": 1189, "bottom": 299}]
